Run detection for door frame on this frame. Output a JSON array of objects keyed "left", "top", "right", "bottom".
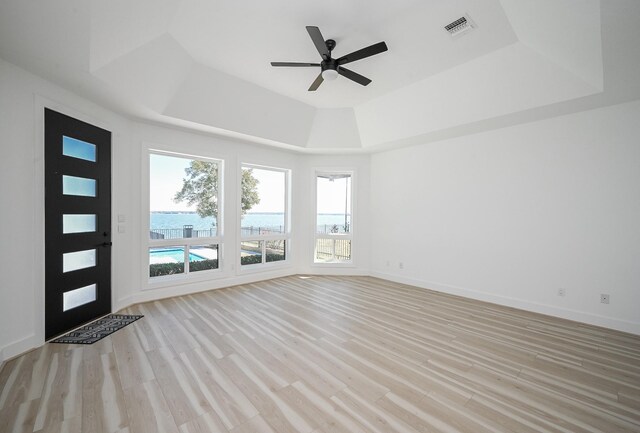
[
  {"left": 34, "top": 97, "right": 116, "bottom": 346},
  {"left": 44, "top": 107, "right": 112, "bottom": 339}
]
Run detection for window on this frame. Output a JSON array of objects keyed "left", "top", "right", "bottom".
[
  {"left": 315, "top": 172, "right": 353, "bottom": 263},
  {"left": 240, "top": 165, "right": 289, "bottom": 267},
  {"left": 148, "top": 152, "right": 222, "bottom": 278}
]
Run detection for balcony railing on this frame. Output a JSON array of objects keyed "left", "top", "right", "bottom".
[
  {"left": 149, "top": 225, "right": 216, "bottom": 240},
  {"left": 315, "top": 238, "right": 351, "bottom": 262},
  {"left": 150, "top": 224, "right": 350, "bottom": 240},
  {"left": 240, "top": 226, "right": 285, "bottom": 236}
]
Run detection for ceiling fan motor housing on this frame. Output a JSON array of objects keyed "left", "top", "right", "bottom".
[
  {"left": 322, "top": 39, "right": 338, "bottom": 74},
  {"left": 321, "top": 58, "right": 338, "bottom": 72}
]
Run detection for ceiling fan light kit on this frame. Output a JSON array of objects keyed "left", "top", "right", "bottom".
[
  {"left": 322, "top": 68, "right": 339, "bottom": 81},
  {"left": 271, "top": 26, "right": 388, "bottom": 91}
]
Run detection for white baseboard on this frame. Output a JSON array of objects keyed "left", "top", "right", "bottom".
[
  {"left": 131, "top": 268, "right": 297, "bottom": 305},
  {"left": 370, "top": 271, "right": 640, "bottom": 336},
  {"left": 1, "top": 333, "right": 41, "bottom": 363},
  {"left": 114, "top": 295, "right": 134, "bottom": 313}
]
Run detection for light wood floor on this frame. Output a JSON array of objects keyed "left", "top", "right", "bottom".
[{"left": 1, "top": 276, "right": 640, "bottom": 433}]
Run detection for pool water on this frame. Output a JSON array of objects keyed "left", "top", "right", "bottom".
[{"left": 150, "top": 248, "right": 206, "bottom": 263}]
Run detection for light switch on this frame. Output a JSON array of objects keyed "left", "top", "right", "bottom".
[
  {"left": 118, "top": 225, "right": 125, "bottom": 233},
  {"left": 118, "top": 214, "right": 126, "bottom": 223}
]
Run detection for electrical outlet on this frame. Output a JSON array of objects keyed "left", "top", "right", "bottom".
[
  {"left": 600, "top": 294, "right": 610, "bottom": 304},
  {"left": 399, "top": 262, "right": 404, "bottom": 270},
  {"left": 558, "top": 288, "right": 566, "bottom": 297}
]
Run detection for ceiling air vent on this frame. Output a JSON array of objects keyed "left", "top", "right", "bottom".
[{"left": 444, "top": 15, "right": 475, "bottom": 38}]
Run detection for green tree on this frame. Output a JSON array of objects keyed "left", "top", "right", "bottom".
[
  {"left": 174, "top": 162, "right": 260, "bottom": 218},
  {"left": 241, "top": 168, "right": 260, "bottom": 215}
]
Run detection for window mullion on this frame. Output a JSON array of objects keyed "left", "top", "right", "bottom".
[{"left": 184, "top": 246, "right": 189, "bottom": 274}]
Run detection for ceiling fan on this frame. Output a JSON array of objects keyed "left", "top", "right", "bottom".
[{"left": 271, "top": 26, "right": 388, "bottom": 91}]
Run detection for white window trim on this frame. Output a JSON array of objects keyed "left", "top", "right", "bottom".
[
  {"left": 143, "top": 147, "right": 224, "bottom": 288},
  {"left": 312, "top": 168, "right": 356, "bottom": 267},
  {"left": 238, "top": 163, "right": 291, "bottom": 272}
]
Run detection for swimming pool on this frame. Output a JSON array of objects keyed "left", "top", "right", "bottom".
[{"left": 149, "top": 248, "right": 206, "bottom": 263}]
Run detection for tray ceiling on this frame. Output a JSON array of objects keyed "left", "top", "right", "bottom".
[{"left": 1, "top": 0, "right": 639, "bottom": 152}]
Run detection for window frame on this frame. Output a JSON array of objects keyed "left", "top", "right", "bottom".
[
  {"left": 238, "top": 163, "right": 291, "bottom": 271},
  {"left": 145, "top": 148, "right": 224, "bottom": 285},
  {"left": 313, "top": 169, "right": 355, "bottom": 266}
]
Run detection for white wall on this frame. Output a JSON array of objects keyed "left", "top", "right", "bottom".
[
  {"left": 370, "top": 100, "right": 640, "bottom": 334},
  {"left": 0, "top": 58, "right": 371, "bottom": 362},
  {"left": 0, "top": 58, "right": 136, "bottom": 361},
  {"left": 1, "top": 52, "right": 638, "bottom": 362}
]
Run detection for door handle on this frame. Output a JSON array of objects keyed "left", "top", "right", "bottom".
[{"left": 101, "top": 242, "right": 113, "bottom": 247}]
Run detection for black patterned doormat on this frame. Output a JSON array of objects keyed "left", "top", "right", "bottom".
[{"left": 50, "top": 314, "right": 143, "bottom": 344}]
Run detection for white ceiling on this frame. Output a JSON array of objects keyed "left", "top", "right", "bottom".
[{"left": 1, "top": 0, "right": 639, "bottom": 152}]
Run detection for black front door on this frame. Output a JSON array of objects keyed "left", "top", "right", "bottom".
[{"left": 44, "top": 108, "right": 112, "bottom": 340}]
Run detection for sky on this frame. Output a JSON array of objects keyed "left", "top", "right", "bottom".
[
  {"left": 243, "top": 166, "right": 285, "bottom": 213},
  {"left": 316, "top": 176, "right": 351, "bottom": 214},
  {"left": 149, "top": 154, "right": 194, "bottom": 212},
  {"left": 150, "top": 153, "right": 351, "bottom": 214}
]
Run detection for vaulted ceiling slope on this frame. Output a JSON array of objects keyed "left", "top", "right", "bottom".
[{"left": 1, "top": 0, "right": 639, "bottom": 152}]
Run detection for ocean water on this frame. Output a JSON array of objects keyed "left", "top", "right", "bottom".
[
  {"left": 151, "top": 212, "right": 217, "bottom": 230},
  {"left": 150, "top": 212, "right": 350, "bottom": 231}
]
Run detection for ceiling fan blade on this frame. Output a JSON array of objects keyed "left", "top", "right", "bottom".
[
  {"left": 338, "top": 67, "right": 372, "bottom": 86},
  {"left": 271, "top": 62, "right": 321, "bottom": 67},
  {"left": 308, "top": 73, "right": 324, "bottom": 91},
  {"left": 337, "top": 41, "right": 388, "bottom": 66},
  {"left": 306, "top": 26, "right": 330, "bottom": 60}
]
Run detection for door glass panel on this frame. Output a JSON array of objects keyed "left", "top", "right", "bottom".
[
  {"left": 62, "top": 136, "right": 96, "bottom": 162},
  {"left": 63, "top": 283, "right": 96, "bottom": 311},
  {"left": 63, "top": 175, "right": 96, "bottom": 197},
  {"left": 63, "top": 214, "right": 96, "bottom": 234},
  {"left": 63, "top": 249, "right": 96, "bottom": 273}
]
